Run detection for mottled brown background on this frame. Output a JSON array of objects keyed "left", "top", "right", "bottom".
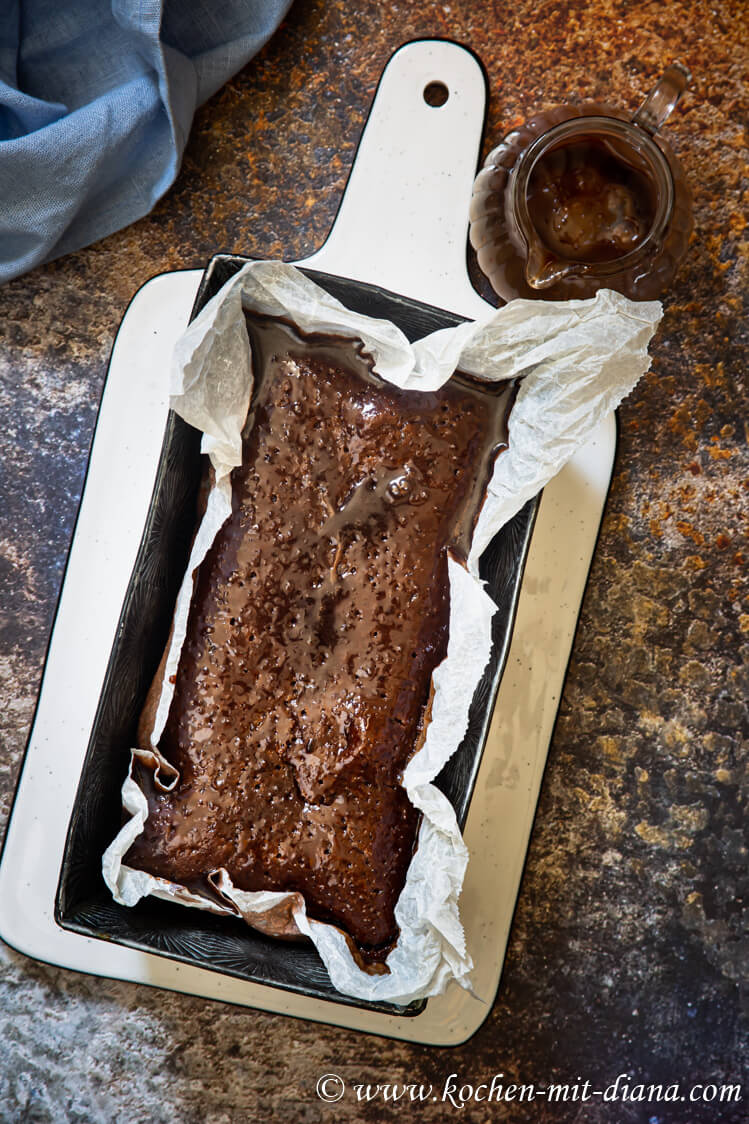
[{"left": 0, "top": 1, "right": 747, "bottom": 1122}]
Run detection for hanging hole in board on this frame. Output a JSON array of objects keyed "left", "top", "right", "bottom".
[{"left": 423, "top": 81, "right": 449, "bottom": 107}]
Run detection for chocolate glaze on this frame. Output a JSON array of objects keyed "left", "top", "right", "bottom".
[{"left": 126, "top": 316, "right": 512, "bottom": 953}]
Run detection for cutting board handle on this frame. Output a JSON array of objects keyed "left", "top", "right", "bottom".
[{"left": 301, "top": 40, "right": 489, "bottom": 319}]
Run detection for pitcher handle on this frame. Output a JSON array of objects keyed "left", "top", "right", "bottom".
[{"left": 632, "top": 63, "right": 691, "bottom": 136}]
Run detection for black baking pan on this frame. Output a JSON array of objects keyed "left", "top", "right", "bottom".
[{"left": 55, "top": 253, "right": 539, "bottom": 1017}]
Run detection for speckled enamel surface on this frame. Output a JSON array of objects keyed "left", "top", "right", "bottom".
[{"left": 0, "top": 1, "right": 746, "bottom": 1121}]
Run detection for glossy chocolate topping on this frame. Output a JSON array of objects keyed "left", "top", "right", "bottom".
[{"left": 127, "top": 316, "right": 512, "bottom": 952}]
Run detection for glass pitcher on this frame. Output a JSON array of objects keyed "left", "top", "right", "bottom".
[{"left": 469, "top": 65, "right": 693, "bottom": 301}]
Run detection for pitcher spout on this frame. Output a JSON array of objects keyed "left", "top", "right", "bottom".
[{"left": 524, "top": 239, "right": 587, "bottom": 290}]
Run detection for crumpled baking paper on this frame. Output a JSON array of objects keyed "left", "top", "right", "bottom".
[{"left": 103, "top": 260, "right": 661, "bottom": 1005}]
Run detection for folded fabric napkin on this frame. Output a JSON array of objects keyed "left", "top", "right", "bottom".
[{"left": 0, "top": 0, "right": 292, "bottom": 284}]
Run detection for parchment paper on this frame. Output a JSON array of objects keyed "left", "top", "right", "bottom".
[{"left": 103, "top": 261, "right": 661, "bottom": 1005}]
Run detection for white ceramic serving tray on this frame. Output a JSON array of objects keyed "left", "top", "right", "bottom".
[{"left": 0, "top": 40, "right": 616, "bottom": 1044}]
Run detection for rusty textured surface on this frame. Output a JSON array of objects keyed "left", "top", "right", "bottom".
[{"left": 0, "top": 1, "right": 747, "bottom": 1121}]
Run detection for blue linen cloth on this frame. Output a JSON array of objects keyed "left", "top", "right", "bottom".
[{"left": 0, "top": 0, "right": 292, "bottom": 283}]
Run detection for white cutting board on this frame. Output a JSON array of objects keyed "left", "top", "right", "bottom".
[{"left": 0, "top": 40, "right": 616, "bottom": 1044}]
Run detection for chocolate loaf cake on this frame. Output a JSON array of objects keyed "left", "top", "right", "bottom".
[{"left": 126, "top": 315, "right": 511, "bottom": 954}]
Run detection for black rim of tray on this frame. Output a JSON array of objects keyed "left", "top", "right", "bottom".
[{"left": 55, "top": 253, "right": 539, "bottom": 1018}]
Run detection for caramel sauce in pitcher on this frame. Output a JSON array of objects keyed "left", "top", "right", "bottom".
[
  {"left": 526, "top": 136, "right": 658, "bottom": 265},
  {"left": 469, "top": 68, "right": 693, "bottom": 302}
]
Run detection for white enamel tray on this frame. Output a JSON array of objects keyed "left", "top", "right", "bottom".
[{"left": 0, "top": 40, "right": 616, "bottom": 1045}]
